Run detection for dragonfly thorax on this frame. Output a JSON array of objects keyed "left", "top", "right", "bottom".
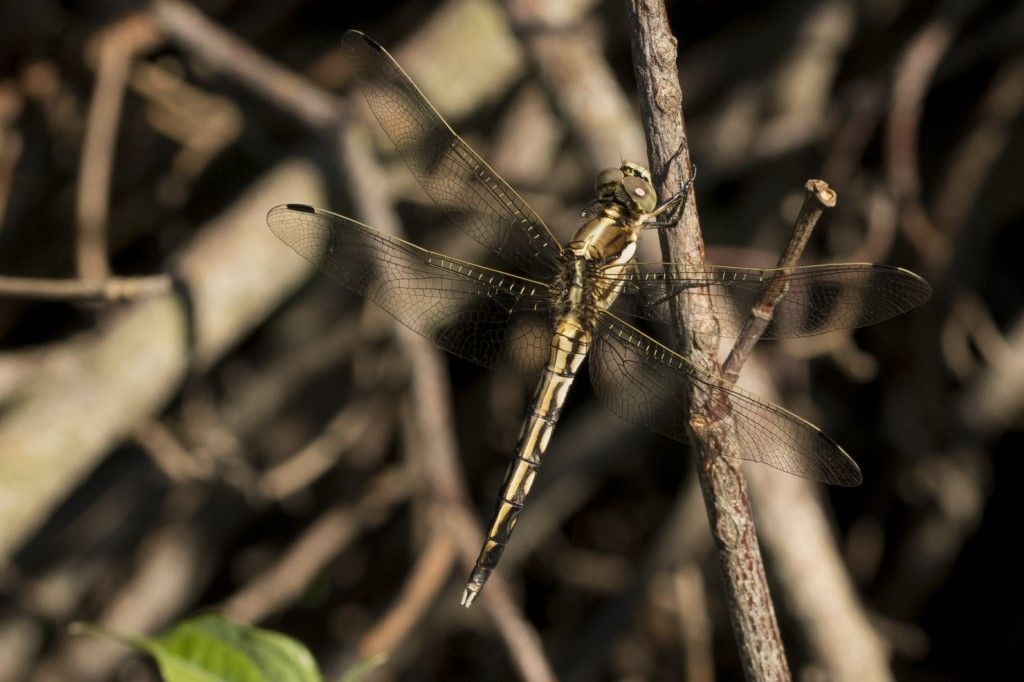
[
  {"left": 569, "top": 161, "right": 657, "bottom": 265},
  {"left": 567, "top": 205, "right": 640, "bottom": 264}
]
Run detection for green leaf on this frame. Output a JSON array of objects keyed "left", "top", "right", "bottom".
[
  {"left": 339, "top": 653, "right": 387, "bottom": 682},
  {"left": 72, "top": 613, "right": 322, "bottom": 682}
]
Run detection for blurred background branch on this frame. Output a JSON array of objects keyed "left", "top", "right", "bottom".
[{"left": 0, "top": 0, "right": 1020, "bottom": 680}]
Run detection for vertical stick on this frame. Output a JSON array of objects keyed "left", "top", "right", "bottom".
[{"left": 626, "top": 2, "right": 792, "bottom": 679}]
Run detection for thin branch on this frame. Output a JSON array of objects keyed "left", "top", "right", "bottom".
[
  {"left": 885, "top": 1, "right": 975, "bottom": 269},
  {"left": 221, "top": 467, "right": 410, "bottom": 623},
  {"left": 340, "top": 120, "right": 558, "bottom": 682},
  {"left": 627, "top": 2, "right": 791, "bottom": 679},
  {"left": 146, "top": 8, "right": 555, "bottom": 676},
  {"left": 722, "top": 179, "right": 836, "bottom": 385},
  {"left": 717, "top": 180, "right": 894, "bottom": 679},
  {"left": 674, "top": 565, "right": 715, "bottom": 682},
  {"left": 0, "top": 159, "right": 328, "bottom": 558},
  {"left": 504, "top": 0, "right": 647, "bottom": 172},
  {"left": 133, "top": 419, "right": 213, "bottom": 483},
  {"left": 559, "top": 473, "right": 711, "bottom": 680},
  {"left": 357, "top": 532, "right": 457, "bottom": 659},
  {"left": 745, "top": 459, "right": 894, "bottom": 681},
  {"left": 0, "top": 121, "right": 22, "bottom": 232},
  {"left": 0, "top": 274, "right": 173, "bottom": 301},
  {"left": 76, "top": 15, "right": 158, "bottom": 281},
  {"left": 152, "top": 0, "right": 340, "bottom": 130},
  {"left": 257, "top": 398, "right": 390, "bottom": 501}
]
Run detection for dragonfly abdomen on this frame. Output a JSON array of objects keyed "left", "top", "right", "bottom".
[{"left": 461, "top": 320, "right": 590, "bottom": 607}]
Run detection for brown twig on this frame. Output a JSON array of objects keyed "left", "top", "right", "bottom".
[
  {"left": 257, "top": 398, "right": 391, "bottom": 501},
  {"left": 339, "top": 120, "right": 557, "bottom": 682},
  {"left": 722, "top": 179, "right": 837, "bottom": 385},
  {"left": 674, "top": 565, "right": 715, "bottom": 682},
  {"left": 0, "top": 86, "right": 22, "bottom": 230},
  {"left": 504, "top": 0, "right": 647, "bottom": 173},
  {"left": 75, "top": 16, "right": 159, "bottom": 281},
  {"left": 27, "top": 14, "right": 170, "bottom": 307},
  {"left": 0, "top": 274, "right": 173, "bottom": 301},
  {"left": 221, "top": 467, "right": 410, "bottom": 623},
  {"left": 152, "top": 0, "right": 340, "bottom": 130},
  {"left": 933, "top": 52, "right": 1024, "bottom": 240},
  {"left": 627, "top": 2, "right": 791, "bottom": 678},
  {"left": 885, "top": 1, "right": 975, "bottom": 270},
  {"left": 718, "top": 180, "right": 895, "bottom": 679},
  {"left": 133, "top": 418, "right": 213, "bottom": 483},
  {"left": 357, "top": 532, "right": 457, "bottom": 659},
  {"left": 0, "top": 159, "right": 327, "bottom": 557},
  {"left": 559, "top": 473, "right": 712, "bottom": 680},
  {"left": 744, "top": 454, "right": 893, "bottom": 681},
  {"left": 43, "top": 486, "right": 250, "bottom": 681}
]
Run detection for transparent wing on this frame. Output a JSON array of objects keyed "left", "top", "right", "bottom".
[
  {"left": 268, "top": 204, "right": 554, "bottom": 375},
  {"left": 604, "top": 262, "right": 931, "bottom": 338},
  {"left": 340, "top": 31, "right": 565, "bottom": 280},
  {"left": 589, "top": 311, "right": 862, "bottom": 486}
]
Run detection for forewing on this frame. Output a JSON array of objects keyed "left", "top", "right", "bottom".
[
  {"left": 340, "top": 31, "right": 565, "bottom": 280},
  {"left": 589, "top": 312, "right": 862, "bottom": 485},
  {"left": 607, "top": 263, "right": 931, "bottom": 338},
  {"left": 268, "top": 204, "right": 554, "bottom": 375}
]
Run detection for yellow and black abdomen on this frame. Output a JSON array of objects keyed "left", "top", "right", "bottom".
[
  {"left": 461, "top": 317, "right": 590, "bottom": 606},
  {"left": 462, "top": 212, "right": 642, "bottom": 606}
]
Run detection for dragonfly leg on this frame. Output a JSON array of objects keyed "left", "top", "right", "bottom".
[{"left": 645, "top": 164, "right": 698, "bottom": 228}]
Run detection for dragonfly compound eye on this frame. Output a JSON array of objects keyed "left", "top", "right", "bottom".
[
  {"left": 622, "top": 176, "right": 657, "bottom": 213},
  {"left": 596, "top": 167, "right": 625, "bottom": 198}
]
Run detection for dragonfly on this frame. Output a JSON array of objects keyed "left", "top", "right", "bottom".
[{"left": 267, "top": 30, "right": 932, "bottom": 608}]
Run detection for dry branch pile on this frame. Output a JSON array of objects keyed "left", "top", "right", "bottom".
[{"left": 0, "top": 0, "right": 1021, "bottom": 679}]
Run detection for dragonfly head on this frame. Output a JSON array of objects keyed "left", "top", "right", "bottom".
[{"left": 595, "top": 162, "right": 657, "bottom": 215}]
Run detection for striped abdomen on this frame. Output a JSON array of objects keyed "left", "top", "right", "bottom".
[{"left": 461, "top": 318, "right": 590, "bottom": 607}]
